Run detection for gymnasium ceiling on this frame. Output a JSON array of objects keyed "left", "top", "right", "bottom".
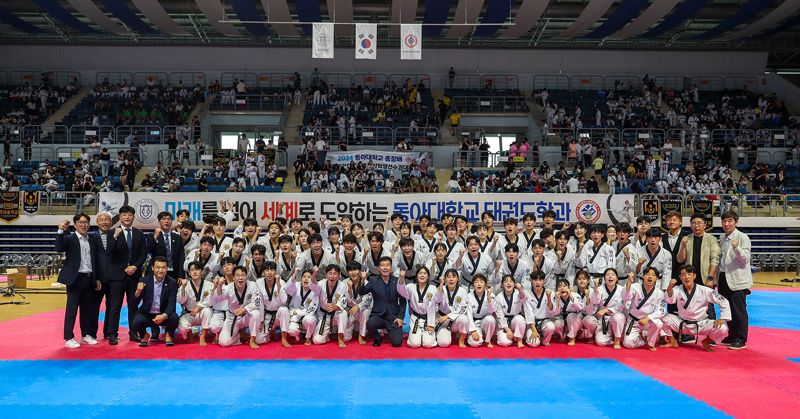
[{"left": 1, "top": 1, "right": 800, "bottom": 69}]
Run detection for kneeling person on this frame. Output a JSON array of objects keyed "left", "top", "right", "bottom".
[
  {"left": 662, "top": 265, "right": 730, "bottom": 351},
  {"left": 177, "top": 262, "right": 214, "bottom": 345},
  {"left": 134, "top": 257, "right": 179, "bottom": 347}
]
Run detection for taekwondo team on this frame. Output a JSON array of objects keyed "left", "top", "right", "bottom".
[{"left": 56, "top": 202, "right": 752, "bottom": 351}]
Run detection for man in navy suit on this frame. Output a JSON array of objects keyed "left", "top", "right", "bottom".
[
  {"left": 92, "top": 211, "right": 129, "bottom": 345},
  {"left": 56, "top": 213, "right": 101, "bottom": 349},
  {"left": 147, "top": 211, "right": 185, "bottom": 282},
  {"left": 359, "top": 256, "right": 407, "bottom": 347},
  {"left": 117, "top": 205, "right": 148, "bottom": 342},
  {"left": 133, "top": 257, "right": 179, "bottom": 347}
]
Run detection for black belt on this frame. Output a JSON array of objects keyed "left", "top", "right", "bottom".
[
  {"left": 319, "top": 309, "right": 337, "bottom": 336},
  {"left": 678, "top": 319, "right": 700, "bottom": 344},
  {"left": 410, "top": 308, "right": 427, "bottom": 333},
  {"left": 473, "top": 315, "right": 486, "bottom": 320},
  {"left": 264, "top": 309, "right": 278, "bottom": 332},
  {"left": 624, "top": 313, "right": 642, "bottom": 335}
]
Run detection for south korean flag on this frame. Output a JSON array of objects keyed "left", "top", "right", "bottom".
[{"left": 355, "top": 23, "right": 377, "bottom": 60}]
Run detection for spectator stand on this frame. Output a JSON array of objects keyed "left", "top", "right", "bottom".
[{"left": 54, "top": 71, "right": 204, "bottom": 144}]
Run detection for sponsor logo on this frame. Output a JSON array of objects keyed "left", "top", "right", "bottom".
[
  {"left": 404, "top": 34, "right": 419, "bottom": 49},
  {"left": 135, "top": 198, "right": 158, "bottom": 224},
  {"left": 576, "top": 200, "right": 601, "bottom": 223}
]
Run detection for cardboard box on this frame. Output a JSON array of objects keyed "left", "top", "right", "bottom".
[{"left": 5, "top": 268, "right": 27, "bottom": 288}]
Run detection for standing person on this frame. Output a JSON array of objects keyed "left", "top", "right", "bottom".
[
  {"left": 92, "top": 212, "right": 128, "bottom": 345},
  {"left": 635, "top": 229, "right": 673, "bottom": 290},
  {"left": 677, "top": 213, "right": 720, "bottom": 319},
  {"left": 132, "top": 257, "right": 179, "bottom": 347},
  {"left": 117, "top": 205, "right": 148, "bottom": 342},
  {"left": 661, "top": 211, "right": 688, "bottom": 284},
  {"left": 148, "top": 211, "right": 186, "bottom": 283},
  {"left": 56, "top": 214, "right": 101, "bottom": 349},
  {"left": 359, "top": 256, "right": 406, "bottom": 347},
  {"left": 310, "top": 264, "right": 349, "bottom": 347},
  {"left": 718, "top": 211, "right": 752, "bottom": 350}
]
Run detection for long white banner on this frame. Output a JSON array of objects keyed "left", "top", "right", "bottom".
[
  {"left": 86, "top": 192, "right": 637, "bottom": 229},
  {"left": 1, "top": 191, "right": 791, "bottom": 230},
  {"left": 325, "top": 149, "right": 428, "bottom": 171}
]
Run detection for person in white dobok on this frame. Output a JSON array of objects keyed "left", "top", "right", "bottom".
[
  {"left": 284, "top": 269, "right": 319, "bottom": 345},
  {"left": 176, "top": 262, "right": 214, "bottom": 346},
  {"left": 397, "top": 266, "right": 437, "bottom": 348},
  {"left": 210, "top": 265, "right": 262, "bottom": 349},
  {"left": 465, "top": 274, "right": 496, "bottom": 348},
  {"left": 254, "top": 261, "right": 291, "bottom": 347},
  {"left": 661, "top": 265, "right": 730, "bottom": 352},
  {"left": 582, "top": 268, "right": 627, "bottom": 349},
  {"left": 622, "top": 266, "right": 665, "bottom": 351},
  {"left": 523, "top": 271, "right": 556, "bottom": 347},
  {"left": 433, "top": 269, "right": 470, "bottom": 348},
  {"left": 576, "top": 225, "right": 616, "bottom": 287},
  {"left": 494, "top": 275, "right": 527, "bottom": 348},
  {"left": 310, "top": 264, "right": 349, "bottom": 347},
  {"left": 551, "top": 278, "right": 584, "bottom": 346},
  {"left": 343, "top": 262, "right": 372, "bottom": 345}
]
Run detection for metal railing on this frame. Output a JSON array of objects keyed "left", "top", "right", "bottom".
[
  {"left": 296, "top": 125, "right": 441, "bottom": 146},
  {"left": 133, "top": 72, "right": 169, "bottom": 87},
  {"left": 116, "top": 125, "right": 163, "bottom": 144},
  {"left": 157, "top": 149, "right": 209, "bottom": 166},
  {"left": 209, "top": 94, "right": 290, "bottom": 111},
  {"left": 452, "top": 150, "right": 539, "bottom": 169},
  {"left": 452, "top": 96, "right": 529, "bottom": 113},
  {"left": 20, "top": 125, "right": 70, "bottom": 143},
  {"left": 9, "top": 70, "right": 80, "bottom": 87},
  {"left": 41, "top": 191, "right": 100, "bottom": 215},
  {"left": 532, "top": 74, "right": 765, "bottom": 94}
]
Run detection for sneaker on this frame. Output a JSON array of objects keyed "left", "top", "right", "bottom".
[
  {"left": 728, "top": 341, "right": 746, "bottom": 350},
  {"left": 65, "top": 339, "right": 81, "bottom": 349},
  {"left": 81, "top": 335, "right": 98, "bottom": 345}
]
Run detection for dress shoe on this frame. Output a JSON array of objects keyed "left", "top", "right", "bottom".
[
  {"left": 109, "top": 336, "right": 119, "bottom": 346},
  {"left": 129, "top": 333, "right": 141, "bottom": 342},
  {"left": 372, "top": 336, "right": 382, "bottom": 347},
  {"left": 728, "top": 341, "right": 746, "bottom": 350}
]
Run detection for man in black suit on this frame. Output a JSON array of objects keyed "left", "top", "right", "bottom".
[
  {"left": 117, "top": 204, "right": 148, "bottom": 341},
  {"left": 92, "top": 211, "right": 129, "bottom": 345},
  {"left": 55, "top": 214, "right": 101, "bottom": 349},
  {"left": 133, "top": 257, "right": 179, "bottom": 347},
  {"left": 661, "top": 211, "right": 688, "bottom": 283},
  {"left": 147, "top": 211, "right": 185, "bottom": 282},
  {"left": 359, "top": 256, "right": 406, "bottom": 347}
]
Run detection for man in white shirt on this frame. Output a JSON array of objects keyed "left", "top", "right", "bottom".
[{"left": 566, "top": 176, "right": 579, "bottom": 193}]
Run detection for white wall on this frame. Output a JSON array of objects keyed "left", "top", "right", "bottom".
[{"left": 1, "top": 45, "right": 768, "bottom": 90}]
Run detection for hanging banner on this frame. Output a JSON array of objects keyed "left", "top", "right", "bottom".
[
  {"left": 95, "top": 192, "right": 637, "bottom": 229},
  {"left": 641, "top": 197, "right": 659, "bottom": 223},
  {"left": 355, "top": 23, "right": 377, "bottom": 60},
  {"left": 401, "top": 24, "right": 422, "bottom": 60},
  {"left": 688, "top": 199, "right": 714, "bottom": 231},
  {"left": 659, "top": 198, "right": 683, "bottom": 232},
  {"left": 325, "top": 150, "right": 427, "bottom": 171},
  {"left": 312, "top": 22, "right": 334, "bottom": 59}
]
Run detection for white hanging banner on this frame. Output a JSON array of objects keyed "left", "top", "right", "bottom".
[
  {"left": 401, "top": 24, "right": 422, "bottom": 60},
  {"left": 355, "top": 23, "right": 377, "bottom": 60},
  {"left": 312, "top": 22, "right": 334, "bottom": 59}
]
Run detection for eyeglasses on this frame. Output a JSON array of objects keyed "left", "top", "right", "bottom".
[{"left": 75, "top": 221, "right": 90, "bottom": 225}]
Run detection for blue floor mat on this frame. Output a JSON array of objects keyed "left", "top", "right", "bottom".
[{"left": 0, "top": 359, "right": 729, "bottom": 418}]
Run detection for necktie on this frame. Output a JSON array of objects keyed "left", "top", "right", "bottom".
[
  {"left": 126, "top": 229, "right": 133, "bottom": 261},
  {"left": 164, "top": 233, "right": 172, "bottom": 269}
]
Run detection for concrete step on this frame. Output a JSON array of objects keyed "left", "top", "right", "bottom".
[{"left": 44, "top": 87, "right": 90, "bottom": 126}]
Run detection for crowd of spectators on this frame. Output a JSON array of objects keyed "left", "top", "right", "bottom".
[
  {"left": 1, "top": 76, "right": 76, "bottom": 136},
  {"left": 293, "top": 153, "right": 436, "bottom": 194},
  {"left": 81, "top": 77, "right": 204, "bottom": 127}
]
